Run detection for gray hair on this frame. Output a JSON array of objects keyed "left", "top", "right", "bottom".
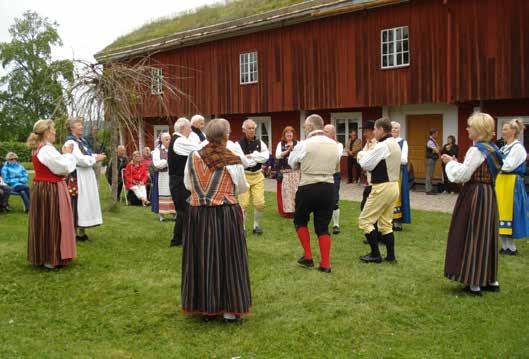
[
  {"left": 323, "top": 124, "right": 336, "bottom": 136},
  {"left": 305, "top": 114, "right": 324, "bottom": 130},
  {"left": 190, "top": 114, "right": 205, "bottom": 125},
  {"left": 205, "top": 118, "right": 231, "bottom": 141},
  {"left": 174, "top": 117, "right": 190, "bottom": 133},
  {"left": 5, "top": 152, "right": 18, "bottom": 161},
  {"left": 160, "top": 132, "right": 171, "bottom": 141},
  {"left": 242, "top": 119, "right": 256, "bottom": 129}
]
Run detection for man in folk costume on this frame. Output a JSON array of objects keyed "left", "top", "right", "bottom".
[
  {"left": 234, "top": 119, "right": 270, "bottom": 235},
  {"left": 391, "top": 121, "right": 411, "bottom": 231},
  {"left": 323, "top": 124, "right": 344, "bottom": 235},
  {"left": 289, "top": 115, "right": 341, "bottom": 273},
  {"left": 189, "top": 114, "right": 206, "bottom": 144},
  {"left": 425, "top": 128, "right": 441, "bottom": 195},
  {"left": 64, "top": 118, "right": 106, "bottom": 241},
  {"left": 357, "top": 118, "right": 402, "bottom": 263},
  {"left": 168, "top": 117, "right": 200, "bottom": 247}
]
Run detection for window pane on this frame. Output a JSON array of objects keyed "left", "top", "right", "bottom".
[
  {"left": 383, "top": 56, "right": 388, "bottom": 67},
  {"left": 382, "top": 30, "right": 388, "bottom": 42},
  {"left": 388, "top": 30, "right": 393, "bottom": 42},
  {"left": 403, "top": 52, "right": 409, "bottom": 64},
  {"left": 337, "top": 134, "right": 346, "bottom": 147},
  {"left": 403, "top": 27, "right": 409, "bottom": 39},
  {"left": 396, "top": 28, "right": 402, "bottom": 40},
  {"left": 337, "top": 121, "right": 346, "bottom": 136},
  {"left": 403, "top": 40, "right": 409, "bottom": 52},
  {"left": 397, "top": 41, "right": 402, "bottom": 52},
  {"left": 382, "top": 43, "right": 388, "bottom": 55},
  {"left": 388, "top": 56, "right": 394, "bottom": 66},
  {"left": 388, "top": 42, "right": 394, "bottom": 54},
  {"left": 397, "top": 53, "right": 402, "bottom": 65}
]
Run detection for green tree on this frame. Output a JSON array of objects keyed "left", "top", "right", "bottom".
[{"left": 0, "top": 10, "right": 73, "bottom": 141}]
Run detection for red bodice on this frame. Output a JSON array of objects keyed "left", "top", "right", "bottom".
[{"left": 32, "top": 146, "right": 64, "bottom": 183}]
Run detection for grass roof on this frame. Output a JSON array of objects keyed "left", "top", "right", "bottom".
[{"left": 102, "top": 0, "right": 309, "bottom": 53}]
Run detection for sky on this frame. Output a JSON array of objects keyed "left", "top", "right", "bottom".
[{"left": 0, "top": 0, "right": 219, "bottom": 63}]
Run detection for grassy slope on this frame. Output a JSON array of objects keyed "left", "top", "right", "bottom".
[
  {"left": 103, "top": 0, "right": 307, "bottom": 52},
  {"left": 1, "top": 179, "right": 528, "bottom": 358}
]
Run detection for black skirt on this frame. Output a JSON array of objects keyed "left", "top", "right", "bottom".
[{"left": 181, "top": 204, "right": 252, "bottom": 316}]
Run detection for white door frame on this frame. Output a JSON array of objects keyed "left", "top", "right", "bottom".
[
  {"left": 248, "top": 116, "right": 272, "bottom": 149},
  {"left": 331, "top": 112, "right": 363, "bottom": 155}
]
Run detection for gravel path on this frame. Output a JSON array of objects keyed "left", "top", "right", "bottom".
[{"left": 264, "top": 178, "right": 456, "bottom": 214}]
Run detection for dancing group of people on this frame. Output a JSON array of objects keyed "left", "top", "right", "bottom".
[{"left": 23, "top": 110, "right": 529, "bottom": 322}]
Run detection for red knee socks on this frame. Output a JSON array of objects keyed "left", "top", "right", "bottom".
[
  {"left": 318, "top": 234, "right": 331, "bottom": 269},
  {"left": 296, "top": 227, "right": 312, "bottom": 260}
]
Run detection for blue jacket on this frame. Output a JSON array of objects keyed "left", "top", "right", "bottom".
[{"left": 1, "top": 162, "right": 28, "bottom": 188}]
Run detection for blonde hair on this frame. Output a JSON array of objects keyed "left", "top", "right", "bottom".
[
  {"left": 507, "top": 118, "right": 525, "bottom": 137},
  {"left": 467, "top": 112, "right": 495, "bottom": 142},
  {"left": 27, "top": 119, "right": 55, "bottom": 150},
  {"left": 66, "top": 117, "right": 84, "bottom": 132}
]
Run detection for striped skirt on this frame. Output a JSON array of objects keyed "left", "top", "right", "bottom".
[
  {"left": 444, "top": 182, "right": 498, "bottom": 287},
  {"left": 28, "top": 181, "right": 76, "bottom": 267},
  {"left": 158, "top": 171, "right": 175, "bottom": 214},
  {"left": 181, "top": 204, "right": 252, "bottom": 316}
]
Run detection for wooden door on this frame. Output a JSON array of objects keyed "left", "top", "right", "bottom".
[{"left": 406, "top": 114, "right": 443, "bottom": 180}]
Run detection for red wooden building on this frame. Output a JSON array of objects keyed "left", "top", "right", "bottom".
[{"left": 96, "top": 0, "right": 529, "bottom": 180}]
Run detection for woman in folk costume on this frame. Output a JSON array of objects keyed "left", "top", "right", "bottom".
[
  {"left": 152, "top": 132, "right": 176, "bottom": 221},
  {"left": 391, "top": 121, "right": 411, "bottom": 231},
  {"left": 275, "top": 126, "right": 300, "bottom": 218},
  {"left": 181, "top": 119, "right": 251, "bottom": 322},
  {"left": 27, "top": 120, "right": 77, "bottom": 269},
  {"left": 442, "top": 113, "right": 503, "bottom": 296},
  {"left": 64, "top": 118, "right": 105, "bottom": 241},
  {"left": 495, "top": 118, "right": 529, "bottom": 256}
]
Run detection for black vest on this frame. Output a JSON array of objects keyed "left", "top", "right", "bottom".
[
  {"left": 238, "top": 137, "right": 262, "bottom": 172},
  {"left": 168, "top": 134, "right": 189, "bottom": 176},
  {"left": 192, "top": 126, "right": 206, "bottom": 142},
  {"left": 371, "top": 135, "right": 391, "bottom": 184},
  {"left": 426, "top": 137, "right": 439, "bottom": 160}
]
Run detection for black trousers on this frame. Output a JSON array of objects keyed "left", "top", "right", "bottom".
[
  {"left": 294, "top": 182, "right": 334, "bottom": 236},
  {"left": 170, "top": 175, "right": 190, "bottom": 245},
  {"left": 347, "top": 157, "right": 361, "bottom": 183}
]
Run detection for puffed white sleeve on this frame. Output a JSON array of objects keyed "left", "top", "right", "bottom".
[
  {"left": 275, "top": 142, "right": 284, "bottom": 159},
  {"left": 37, "top": 145, "right": 77, "bottom": 176},
  {"left": 152, "top": 148, "right": 168, "bottom": 169},
  {"left": 401, "top": 140, "right": 409, "bottom": 165},
  {"left": 227, "top": 163, "right": 249, "bottom": 195},
  {"left": 358, "top": 142, "right": 390, "bottom": 171},
  {"left": 228, "top": 141, "right": 251, "bottom": 168},
  {"left": 445, "top": 147, "right": 485, "bottom": 183},
  {"left": 288, "top": 140, "right": 306, "bottom": 170},
  {"left": 502, "top": 144, "right": 527, "bottom": 172},
  {"left": 65, "top": 140, "right": 96, "bottom": 168},
  {"left": 183, "top": 152, "right": 194, "bottom": 191},
  {"left": 250, "top": 141, "right": 270, "bottom": 164}
]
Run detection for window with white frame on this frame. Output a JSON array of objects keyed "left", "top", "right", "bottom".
[
  {"left": 249, "top": 116, "right": 271, "bottom": 149},
  {"left": 381, "top": 26, "right": 409, "bottom": 69},
  {"left": 240, "top": 52, "right": 258, "bottom": 84},
  {"left": 151, "top": 68, "right": 163, "bottom": 95},
  {"left": 331, "top": 112, "right": 362, "bottom": 155}
]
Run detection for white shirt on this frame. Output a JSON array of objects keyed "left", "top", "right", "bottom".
[
  {"left": 233, "top": 139, "right": 270, "bottom": 169},
  {"left": 189, "top": 131, "right": 205, "bottom": 145},
  {"left": 358, "top": 139, "right": 392, "bottom": 172},
  {"left": 184, "top": 151, "right": 249, "bottom": 195},
  {"left": 199, "top": 139, "right": 251, "bottom": 168},
  {"left": 173, "top": 132, "right": 200, "bottom": 156},
  {"left": 445, "top": 146, "right": 486, "bottom": 183},
  {"left": 395, "top": 137, "right": 408, "bottom": 165},
  {"left": 288, "top": 131, "right": 341, "bottom": 170},
  {"left": 152, "top": 146, "right": 168, "bottom": 170},
  {"left": 501, "top": 140, "right": 527, "bottom": 172},
  {"left": 37, "top": 143, "right": 77, "bottom": 176},
  {"left": 275, "top": 142, "right": 298, "bottom": 159},
  {"left": 65, "top": 139, "right": 96, "bottom": 168}
]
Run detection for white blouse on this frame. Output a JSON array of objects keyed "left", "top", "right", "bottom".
[
  {"left": 501, "top": 140, "right": 527, "bottom": 173},
  {"left": 152, "top": 146, "right": 168, "bottom": 170},
  {"left": 395, "top": 137, "right": 409, "bottom": 165},
  {"left": 64, "top": 139, "right": 96, "bottom": 168},
  {"left": 184, "top": 151, "right": 249, "bottom": 195},
  {"left": 37, "top": 143, "right": 77, "bottom": 176},
  {"left": 445, "top": 146, "right": 486, "bottom": 183}
]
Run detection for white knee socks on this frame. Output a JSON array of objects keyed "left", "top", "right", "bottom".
[
  {"left": 501, "top": 236, "right": 517, "bottom": 251},
  {"left": 332, "top": 209, "right": 340, "bottom": 227},
  {"left": 254, "top": 210, "right": 263, "bottom": 229}
]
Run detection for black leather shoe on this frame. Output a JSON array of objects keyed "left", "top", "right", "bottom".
[
  {"left": 317, "top": 266, "right": 331, "bottom": 273},
  {"left": 76, "top": 235, "right": 87, "bottom": 242},
  {"left": 482, "top": 285, "right": 501, "bottom": 293},
  {"left": 463, "top": 286, "right": 482, "bottom": 296},
  {"left": 297, "top": 256, "right": 314, "bottom": 268},
  {"left": 500, "top": 248, "right": 509, "bottom": 255},
  {"left": 507, "top": 249, "right": 518, "bottom": 256},
  {"left": 169, "top": 241, "right": 182, "bottom": 247},
  {"left": 332, "top": 226, "right": 340, "bottom": 235},
  {"left": 253, "top": 226, "right": 263, "bottom": 235},
  {"left": 393, "top": 223, "right": 403, "bottom": 231},
  {"left": 384, "top": 256, "right": 397, "bottom": 263},
  {"left": 360, "top": 254, "right": 382, "bottom": 263}
]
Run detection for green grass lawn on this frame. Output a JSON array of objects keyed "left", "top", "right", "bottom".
[{"left": 1, "top": 179, "right": 528, "bottom": 358}]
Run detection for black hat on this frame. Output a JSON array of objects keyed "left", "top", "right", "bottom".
[{"left": 361, "top": 121, "right": 375, "bottom": 130}]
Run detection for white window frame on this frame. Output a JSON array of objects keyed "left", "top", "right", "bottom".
[
  {"left": 497, "top": 116, "right": 529, "bottom": 144},
  {"left": 381, "top": 26, "right": 410, "bottom": 70},
  {"left": 331, "top": 112, "right": 363, "bottom": 156},
  {"left": 151, "top": 68, "right": 163, "bottom": 95},
  {"left": 153, "top": 125, "right": 169, "bottom": 147},
  {"left": 240, "top": 52, "right": 258, "bottom": 85},
  {"left": 248, "top": 116, "right": 272, "bottom": 149}
]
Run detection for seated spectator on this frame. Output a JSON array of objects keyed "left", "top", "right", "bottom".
[
  {"left": 106, "top": 145, "right": 128, "bottom": 200},
  {"left": 124, "top": 151, "right": 150, "bottom": 206},
  {"left": 1, "top": 152, "right": 30, "bottom": 212},
  {"left": 0, "top": 176, "right": 10, "bottom": 213}
]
